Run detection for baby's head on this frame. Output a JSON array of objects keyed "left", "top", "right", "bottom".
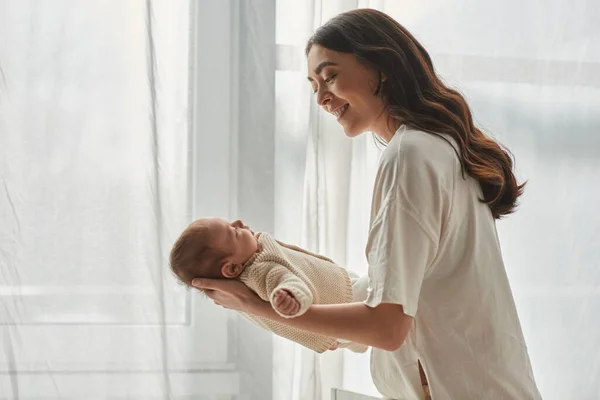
[{"left": 169, "top": 217, "right": 258, "bottom": 287}]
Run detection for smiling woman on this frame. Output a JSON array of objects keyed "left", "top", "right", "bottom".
[
  {"left": 306, "top": 9, "right": 526, "bottom": 220},
  {"left": 306, "top": 50, "right": 393, "bottom": 139},
  {"left": 195, "top": 8, "right": 543, "bottom": 400}
]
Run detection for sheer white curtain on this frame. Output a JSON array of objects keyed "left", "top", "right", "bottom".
[
  {"left": 0, "top": 1, "right": 246, "bottom": 398},
  {"left": 275, "top": 0, "right": 600, "bottom": 399}
]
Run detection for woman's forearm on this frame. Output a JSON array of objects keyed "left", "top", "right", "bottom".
[{"left": 252, "top": 300, "right": 412, "bottom": 351}]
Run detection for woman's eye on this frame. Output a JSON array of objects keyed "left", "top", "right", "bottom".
[{"left": 325, "top": 74, "right": 337, "bottom": 83}]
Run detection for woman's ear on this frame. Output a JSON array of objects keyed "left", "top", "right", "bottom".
[{"left": 221, "top": 262, "right": 244, "bottom": 278}]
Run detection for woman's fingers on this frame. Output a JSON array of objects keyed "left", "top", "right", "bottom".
[
  {"left": 202, "top": 287, "right": 228, "bottom": 307},
  {"left": 204, "top": 290, "right": 218, "bottom": 301},
  {"left": 193, "top": 278, "right": 230, "bottom": 291},
  {"left": 192, "top": 278, "right": 234, "bottom": 292},
  {"left": 190, "top": 279, "right": 262, "bottom": 314},
  {"left": 191, "top": 278, "right": 216, "bottom": 290},
  {"left": 209, "top": 292, "right": 228, "bottom": 308}
]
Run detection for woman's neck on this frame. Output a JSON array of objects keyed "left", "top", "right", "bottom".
[{"left": 373, "top": 118, "right": 402, "bottom": 143}]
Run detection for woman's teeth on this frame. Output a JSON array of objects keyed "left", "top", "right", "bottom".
[{"left": 333, "top": 104, "right": 348, "bottom": 118}]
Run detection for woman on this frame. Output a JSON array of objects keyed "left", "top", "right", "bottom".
[{"left": 193, "top": 9, "right": 542, "bottom": 400}]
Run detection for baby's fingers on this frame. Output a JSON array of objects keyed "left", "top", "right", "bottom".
[
  {"left": 290, "top": 300, "right": 300, "bottom": 314},
  {"left": 282, "top": 296, "right": 295, "bottom": 310},
  {"left": 273, "top": 290, "right": 286, "bottom": 307}
]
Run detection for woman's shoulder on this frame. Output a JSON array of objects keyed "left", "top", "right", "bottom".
[
  {"left": 371, "top": 127, "right": 458, "bottom": 233},
  {"left": 378, "top": 127, "right": 460, "bottom": 181},
  {"left": 387, "top": 127, "right": 458, "bottom": 164}
]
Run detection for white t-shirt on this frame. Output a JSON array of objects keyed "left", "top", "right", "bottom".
[{"left": 364, "top": 126, "right": 542, "bottom": 399}]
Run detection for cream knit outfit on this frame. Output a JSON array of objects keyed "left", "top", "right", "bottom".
[{"left": 238, "top": 233, "right": 364, "bottom": 353}]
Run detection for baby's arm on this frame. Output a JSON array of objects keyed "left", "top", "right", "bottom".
[{"left": 264, "top": 263, "right": 313, "bottom": 318}]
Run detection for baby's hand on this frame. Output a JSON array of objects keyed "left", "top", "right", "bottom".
[
  {"left": 273, "top": 289, "right": 301, "bottom": 316},
  {"left": 328, "top": 341, "right": 340, "bottom": 351}
]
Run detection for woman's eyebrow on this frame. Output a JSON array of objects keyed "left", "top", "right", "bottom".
[{"left": 307, "top": 61, "right": 339, "bottom": 81}]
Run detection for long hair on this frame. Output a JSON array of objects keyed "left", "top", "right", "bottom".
[{"left": 306, "top": 9, "right": 525, "bottom": 219}]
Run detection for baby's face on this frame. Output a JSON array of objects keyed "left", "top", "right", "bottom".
[{"left": 205, "top": 218, "right": 258, "bottom": 268}]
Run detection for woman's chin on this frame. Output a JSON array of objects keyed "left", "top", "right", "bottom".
[{"left": 341, "top": 124, "right": 366, "bottom": 138}]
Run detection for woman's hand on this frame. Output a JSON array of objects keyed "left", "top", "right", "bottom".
[{"left": 191, "top": 278, "right": 266, "bottom": 314}]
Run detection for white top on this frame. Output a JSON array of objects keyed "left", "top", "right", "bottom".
[{"left": 364, "top": 126, "right": 542, "bottom": 399}]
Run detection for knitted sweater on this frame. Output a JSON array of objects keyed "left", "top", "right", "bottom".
[{"left": 238, "top": 233, "right": 354, "bottom": 353}]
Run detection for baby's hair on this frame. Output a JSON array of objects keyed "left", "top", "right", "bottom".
[{"left": 169, "top": 219, "right": 227, "bottom": 288}]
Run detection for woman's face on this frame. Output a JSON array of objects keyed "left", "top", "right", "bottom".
[{"left": 307, "top": 45, "right": 391, "bottom": 139}]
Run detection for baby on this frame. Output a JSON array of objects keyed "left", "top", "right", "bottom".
[{"left": 169, "top": 217, "right": 368, "bottom": 353}]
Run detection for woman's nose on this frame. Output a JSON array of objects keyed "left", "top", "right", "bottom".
[{"left": 316, "top": 88, "right": 332, "bottom": 107}]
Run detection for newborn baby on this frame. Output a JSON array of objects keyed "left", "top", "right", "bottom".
[{"left": 169, "top": 217, "right": 368, "bottom": 353}]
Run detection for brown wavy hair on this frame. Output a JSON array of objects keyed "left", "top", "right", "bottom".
[{"left": 306, "top": 9, "right": 525, "bottom": 219}]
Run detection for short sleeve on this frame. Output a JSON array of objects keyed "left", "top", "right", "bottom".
[{"left": 364, "top": 199, "right": 438, "bottom": 317}]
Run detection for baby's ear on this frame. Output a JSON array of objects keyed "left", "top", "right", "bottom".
[{"left": 221, "top": 262, "right": 243, "bottom": 278}]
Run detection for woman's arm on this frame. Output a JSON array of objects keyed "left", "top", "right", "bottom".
[
  {"left": 264, "top": 299, "right": 411, "bottom": 351},
  {"left": 194, "top": 278, "right": 412, "bottom": 351}
]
